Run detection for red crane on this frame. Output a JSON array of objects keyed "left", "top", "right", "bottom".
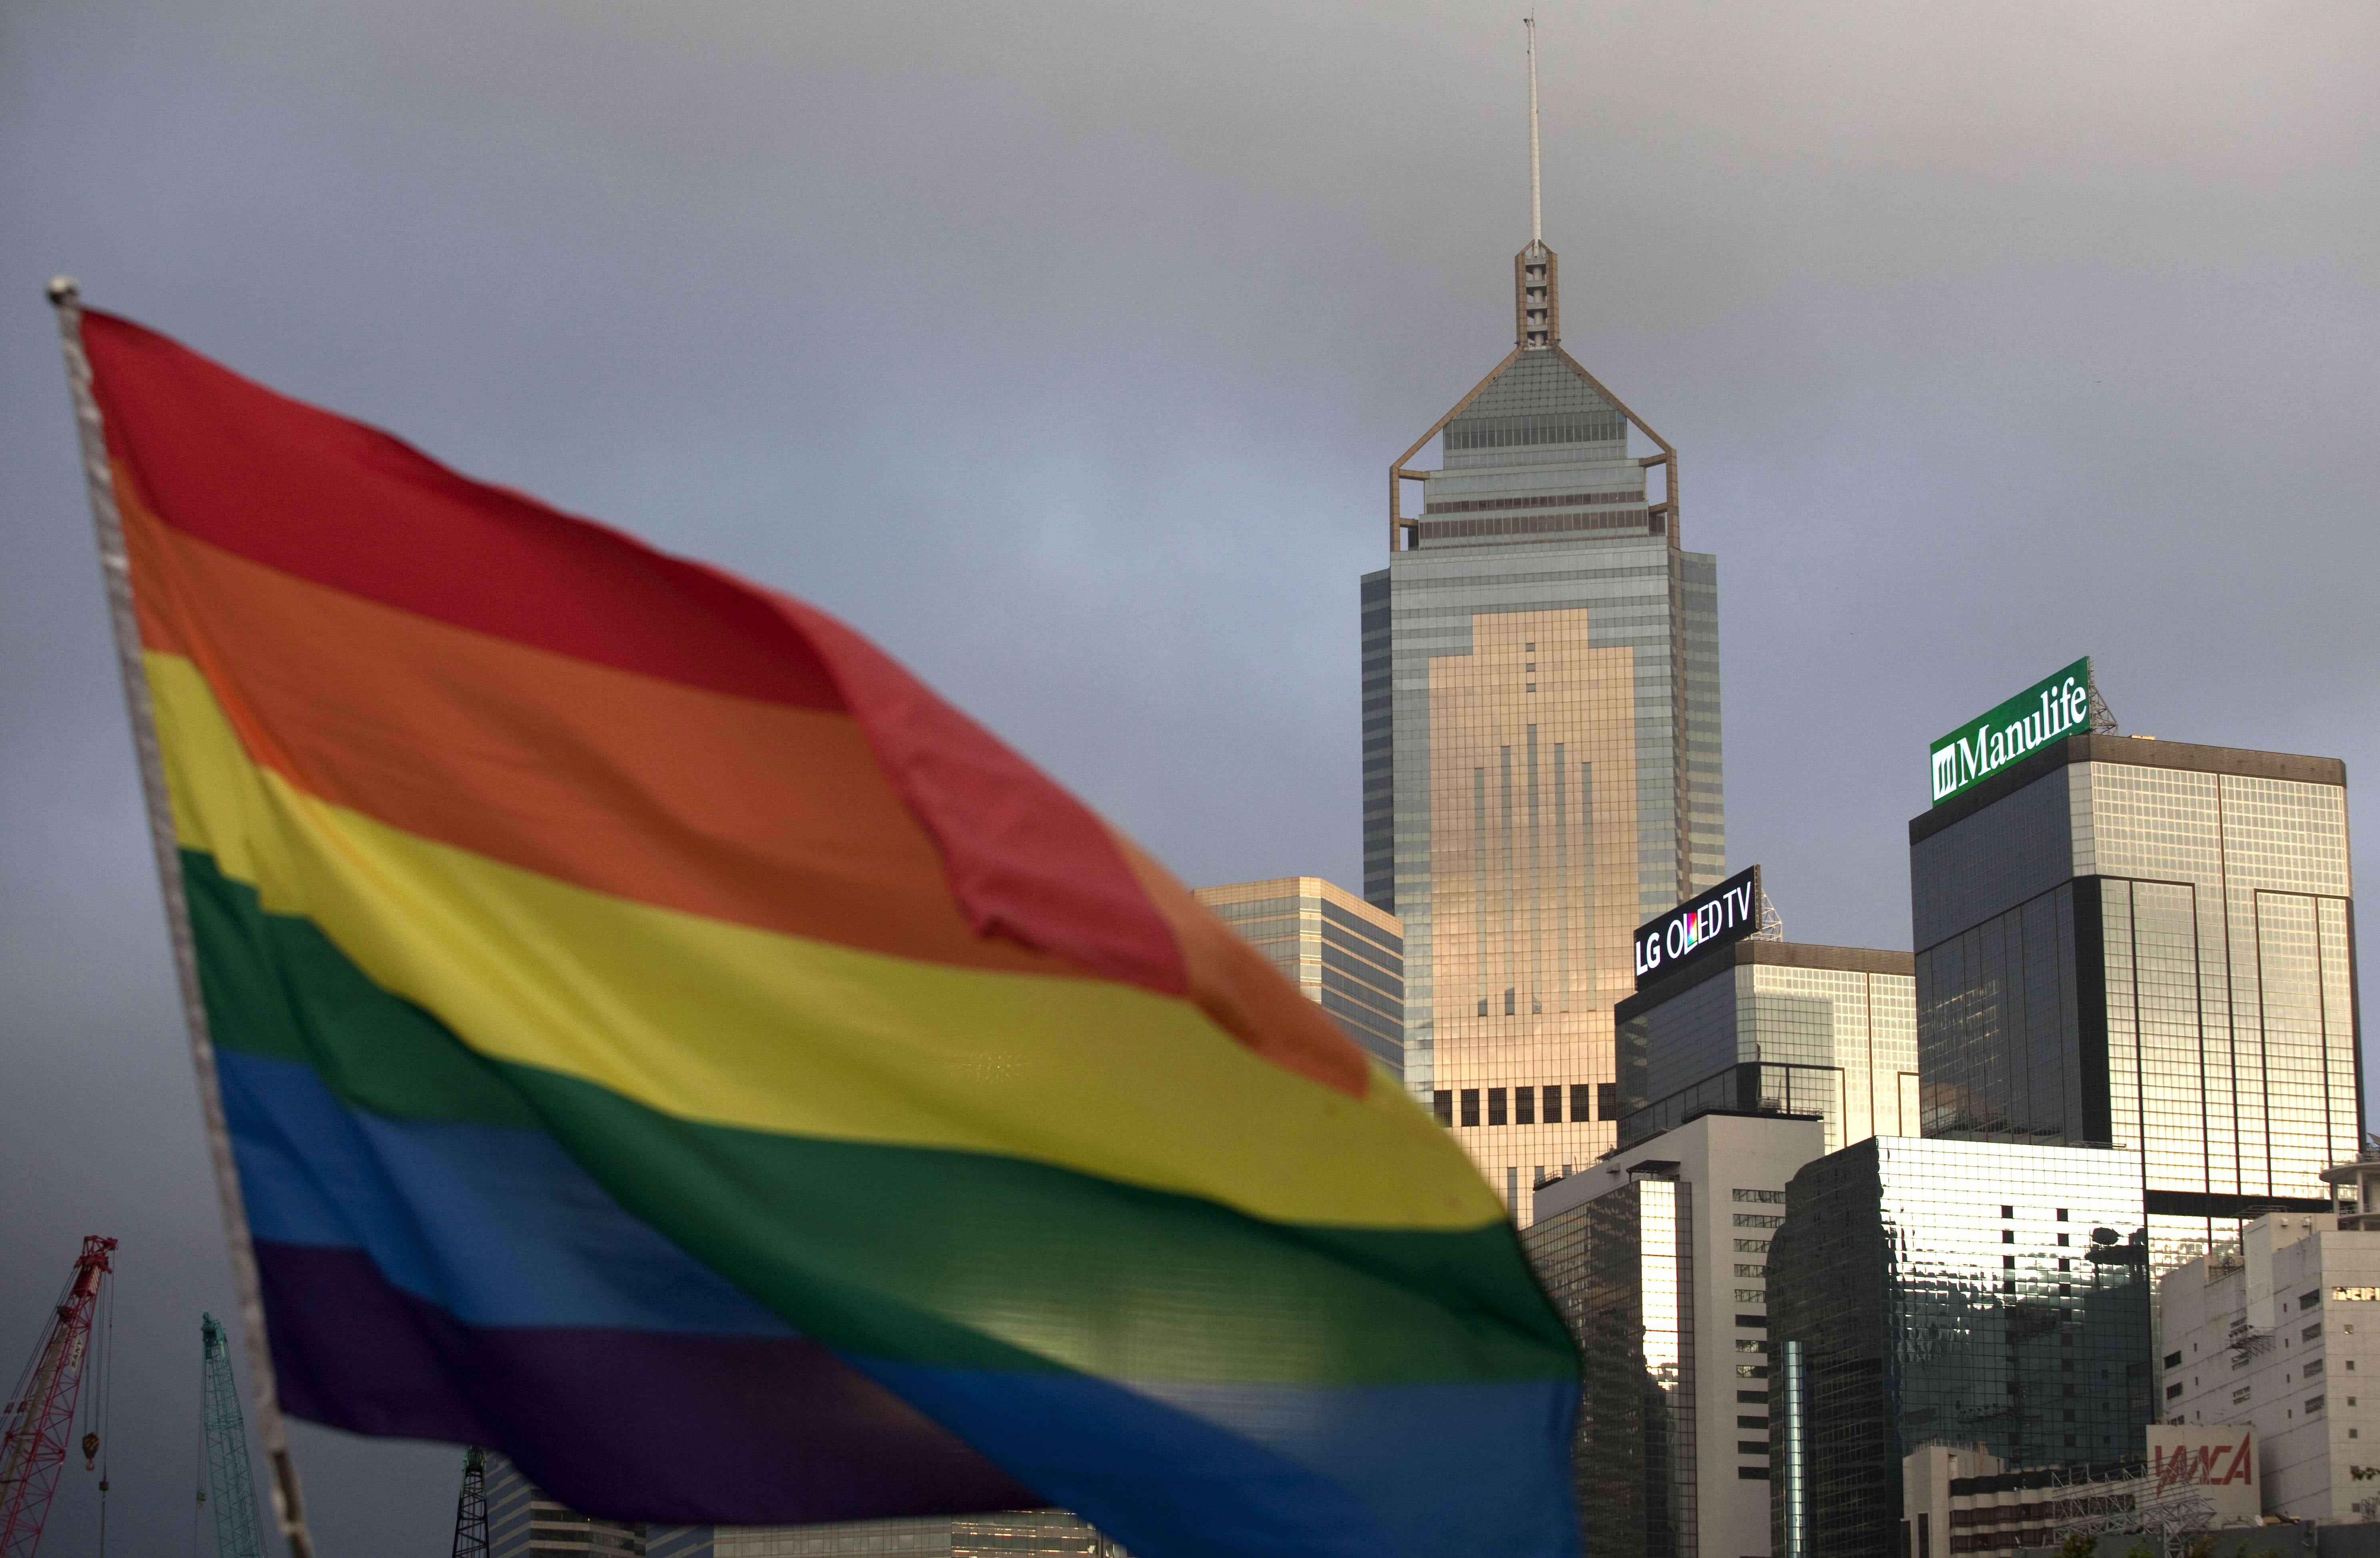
[{"left": 0, "top": 1237, "right": 117, "bottom": 1558}]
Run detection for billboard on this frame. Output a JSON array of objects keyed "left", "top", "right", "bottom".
[
  {"left": 1928, "top": 657, "right": 2092, "bottom": 806},
  {"left": 1633, "top": 865, "right": 1761, "bottom": 990},
  {"left": 2145, "top": 1425, "right": 2259, "bottom": 1525}
]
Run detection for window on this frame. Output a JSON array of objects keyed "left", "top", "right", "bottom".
[
  {"left": 1734, "top": 1213, "right": 1785, "bottom": 1228},
  {"left": 1487, "top": 1088, "right": 1507, "bottom": 1126},
  {"left": 2002, "top": 1230, "right": 2015, "bottom": 1243},
  {"left": 1734, "top": 1189, "right": 1786, "bottom": 1204},
  {"left": 1460, "top": 1089, "right": 1480, "bottom": 1127},
  {"left": 2305, "top": 1359, "right": 2325, "bottom": 1379},
  {"left": 1737, "top": 1314, "right": 1768, "bottom": 1328},
  {"left": 2305, "top": 1290, "right": 2324, "bottom": 1310},
  {"left": 2001, "top": 1206, "right": 2014, "bottom": 1218},
  {"left": 2056, "top": 1209, "right": 2069, "bottom": 1221},
  {"left": 1736, "top": 1239, "right": 1770, "bottom": 1254},
  {"left": 1513, "top": 1086, "right": 1535, "bottom": 1126},
  {"left": 2057, "top": 1233, "right": 2070, "bottom": 1246},
  {"left": 1571, "top": 1083, "right": 1593, "bottom": 1122},
  {"left": 1738, "top": 1467, "right": 1770, "bottom": 1480},
  {"left": 1432, "top": 1091, "right": 1453, "bottom": 1126},
  {"left": 1737, "top": 1441, "right": 1769, "bottom": 1456},
  {"left": 2167, "top": 1383, "right": 2183, "bottom": 1400},
  {"left": 1736, "top": 1364, "right": 1768, "bottom": 1378},
  {"left": 2233, "top": 1386, "right": 2252, "bottom": 1405},
  {"left": 2164, "top": 1351, "right": 2182, "bottom": 1368},
  {"left": 1738, "top": 1415, "right": 1768, "bottom": 1430},
  {"left": 1735, "top": 1289, "right": 1766, "bottom": 1304},
  {"left": 1541, "top": 1085, "right": 1562, "bottom": 1124},
  {"left": 2003, "top": 1256, "right": 2017, "bottom": 1269},
  {"left": 1597, "top": 1082, "right": 1619, "bottom": 1121},
  {"left": 2306, "top": 1323, "right": 2324, "bottom": 1342},
  {"left": 1735, "top": 1264, "right": 1765, "bottom": 1278},
  {"left": 1738, "top": 1391, "right": 1767, "bottom": 1404},
  {"left": 1735, "top": 1339, "right": 1768, "bottom": 1353},
  {"left": 2308, "top": 1396, "right": 2327, "bottom": 1413}
]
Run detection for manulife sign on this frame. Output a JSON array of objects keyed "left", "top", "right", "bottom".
[{"left": 1929, "top": 657, "right": 2092, "bottom": 805}]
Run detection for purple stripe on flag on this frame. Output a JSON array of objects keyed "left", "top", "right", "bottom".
[{"left": 256, "top": 1240, "right": 1041, "bottom": 1524}]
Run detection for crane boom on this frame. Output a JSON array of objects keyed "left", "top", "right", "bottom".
[
  {"left": 199, "top": 1316, "right": 264, "bottom": 1558},
  {"left": 0, "top": 1236, "right": 117, "bottom": 1558}
]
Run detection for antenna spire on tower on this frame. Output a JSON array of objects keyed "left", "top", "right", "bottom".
[{"left": 1525, "top": 13, "right": 1542, "bottom": 246}]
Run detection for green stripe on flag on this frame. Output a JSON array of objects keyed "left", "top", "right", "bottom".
[{"left": 187, "top": 850, "right": 1577, "bottom": 1387}]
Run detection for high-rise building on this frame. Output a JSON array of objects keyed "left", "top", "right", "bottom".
[
  {"left": 1764, "top": 1137, "right": 2154, "bottom": 1558},
  {"left": 484, "top": 1452, "right": 644, "bottom": 1558},
  {"left": 1616, "top": 940, "right": 1919, "bottom": 1156},
  {"left": 2154, "top": 1153, "right": 2380, "bottom": 1521},
  {"left": 1525, "top": 1110, "right": 1830, "bottom": 1558},
  {"left": 1361, "top": 58, "right": 1723, "bottom": 1209},
  {"left": 1191, "top": 877, "right": 1404, "bottom": 1074},
  {"left": 655, "top": 1514, "right": 1123, "bottom": 1558},
  {"left": 1909, "top": 732, "right": 2361, "bottom": 1278}
]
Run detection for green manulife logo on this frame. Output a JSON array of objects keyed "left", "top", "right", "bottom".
[{"left": 1929, "top": 657, "right": 2092, "bottom": 805}]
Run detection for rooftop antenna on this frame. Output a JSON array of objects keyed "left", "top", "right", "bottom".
[{"left": 1525, "top": 13, "right": 1543, "bottom": 246}]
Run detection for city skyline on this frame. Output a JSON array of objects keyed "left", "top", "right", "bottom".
[{"left": 4, "top": 5, "right": 2376, "bottom": 1557}]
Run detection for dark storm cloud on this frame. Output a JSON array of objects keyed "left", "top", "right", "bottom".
[{"left": 3, "top": 4, "right": 2374, "bottom": 1554}]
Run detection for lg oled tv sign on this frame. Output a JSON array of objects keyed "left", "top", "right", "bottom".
[
  {"left": 1633, "top": 865, "right": 1761, "bottom": 990},
  {"left": 1929, "top": 657, "right": 2092, "bottom": 806}
]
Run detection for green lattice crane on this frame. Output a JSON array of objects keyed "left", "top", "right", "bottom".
[{"left": 198, "top": 1316, "right": 262, "bottom": 1558}]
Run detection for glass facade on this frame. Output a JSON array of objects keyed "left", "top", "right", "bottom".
[
  {"left": 1616, "top": 944, "right": 1919, "bottom": 1156},
  {"left": 1765, "top": 1137, "right": 2152, "bottom": 1558},
  {"left": 1364, "top": 246, "right": 1723, "bottom": 1215},
  {"left": 1910, "top": 739, "right": 2360, "bottom": 1278},
  {"left": 1190, "top": 876, "right": 1404, "bottom": 1073}
]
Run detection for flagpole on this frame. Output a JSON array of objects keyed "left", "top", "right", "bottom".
[{"left": 46, "top": 279, "right": 318, "bottom": 1558}]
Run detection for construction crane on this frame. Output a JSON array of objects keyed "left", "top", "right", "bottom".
[
  {"left": 0, "top": 1236, "right": 117, "bottom": 1558},
  {"left": 451, "top": 1448, "right": 489, "bottom": 1558},
  {"left": 198, "top": 1316, "right": 263, "bottom": 1558}
]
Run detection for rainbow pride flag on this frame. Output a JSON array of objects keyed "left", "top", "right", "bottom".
[{"left": 78, "top": 311, "right": 1579, "bottom": 1558}]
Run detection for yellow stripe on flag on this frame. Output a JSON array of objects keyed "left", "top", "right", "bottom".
[{"left": 150, "top": 651, "right": 1495, "bottom": 1232}]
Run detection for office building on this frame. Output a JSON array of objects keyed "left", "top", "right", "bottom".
[
  {"left": 656, "top": 1514, "right": 1121, "bottom": 1558},
  {"left": 1617, "top": 940, "right": 1918, "bottom": 1155},
  {"left": 2156, "top": 1169, "right": 2380, "bottom": 1520},
  {"left": 1191, "top": 877, "right": 1404, "bottom": 1073},
  {"left": 485, "top": 1451, "right": 644, "bottom": 1558},
  {"left": 1362, "top": 212, "right": 1723, "bottom": 1214},
  {"left": 1525, "top": 1111, "right": 1830, "bottom": 1558},
  {"left": 1911, "top": 732, "right": 2360, "bottom": 1279},
  {"left": 1766, "top": 1136, "right": 2153, "bottom": 1558}
]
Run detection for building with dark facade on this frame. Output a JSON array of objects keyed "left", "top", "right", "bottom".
[
  {"left": 1617, "top": 941, "right": 1918, "bottom": 1157},
  {"left": 1765, "top": 1136, "right": 2152, "bottom": 1558},
  {"left": 1191, "top": 877, "right": 1404, "bottom": 1073},
  {"left": 1362, "top": 230, "right": 1724, "bottom": 1218},
  {"left": 1909, "top": 734, "right": 2361, "bottom": 1279}
]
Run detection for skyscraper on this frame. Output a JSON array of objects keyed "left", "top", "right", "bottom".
[
  {"left": 1909, "top": 730, "right": 2361, "bottom": 1278},
  {"left": 1616, "top": 940, "right": 1919, "bottom": 1157},
  {"left": 1191, "top": 877, "right": 1404, "bottom": 1074},
  {"left": 1525, "top": 1110, "right": 1831, "bottom": 1558},
  {"left": 1361, "top": 30, "right": 1724, "bottom": 1210},
  {"left": 1765, "top": 1137, "right": 2153, "bottom": 1558}
]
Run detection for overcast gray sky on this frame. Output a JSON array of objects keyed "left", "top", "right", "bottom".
[{"left": 3, "top": 3, "right": 2376, "bottom": 1555}]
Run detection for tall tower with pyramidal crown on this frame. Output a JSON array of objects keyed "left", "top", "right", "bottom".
[{"left": 1360, "top": 18, "right": 1725, "bottom": 1218}]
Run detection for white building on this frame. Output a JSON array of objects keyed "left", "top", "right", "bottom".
[
  {"left": 2158, "top": 1200, "right": 2380, "bottom": 1520},
  {"left": 1525, "top": 1111, "right": 1831, "bottom": 1558}
]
